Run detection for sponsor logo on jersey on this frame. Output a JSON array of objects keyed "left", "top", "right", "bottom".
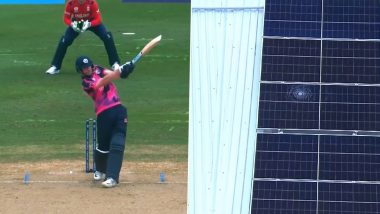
[{"left": 74, "top": 13, "right": 90, "bottom": 19}]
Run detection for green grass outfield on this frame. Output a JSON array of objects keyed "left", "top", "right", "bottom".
[{"left": 0, "top": 1, "right": 189, "bottom": 163}]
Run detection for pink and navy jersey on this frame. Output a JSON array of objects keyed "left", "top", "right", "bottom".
[{"left": 82, "top": 65, "right": 122, "bottom": 115}]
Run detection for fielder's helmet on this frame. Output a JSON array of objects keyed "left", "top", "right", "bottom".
[{"left": 75, "top": 56, "right": 93, "bottom": 73}]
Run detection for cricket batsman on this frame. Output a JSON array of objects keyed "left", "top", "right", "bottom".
[
  {"left": 76, "top": 55, "right": 135, "bottom": 187},
  {"left": 46, "top": 0, "right": 120, "bottom": 75}
]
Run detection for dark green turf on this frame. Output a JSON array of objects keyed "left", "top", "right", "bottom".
[{"left": 0, "top": 1, "right": 189, "bottom": 162}]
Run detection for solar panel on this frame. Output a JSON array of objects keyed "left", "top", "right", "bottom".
[
  {"left": 253, "top": 134, "right": 318, "bottom": 214},
  {"left": 258, "top": 84, "right": 319, "bottom": 129},
  {"left": 253, "top": 134, "right": 380, "bottom": 214},
  {"left": 253, "top": 0, "right": 380, "bottom": 213},
  {"left": 252, "top": 180, "right": 317, "bottom": 214},
  {"left": 322, "top": 41, "right": 380, "bottom": 83},
  {"left": 264, "top": 0, "right": 321, "bottom": 37},
  {"left": 255, "top": 134, "right": 318, "bottom": 179},
  {"left": 261, "top": 39, "right": 321, "bottom": 82},
  {"left": 321, "top": 86, "right": 380, "bottom": 130},
  {"left": 318, "top": 183, "right": 380, "bottom": 214},
  {"left": 319, "top": 136, "right": 380, "bottom": 181},
  {"left": 323, "top": 0, "right": 380, "bottom": 39}
]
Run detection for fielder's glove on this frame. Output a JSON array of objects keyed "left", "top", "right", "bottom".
[
  {"left": 81, "top": 20, "right": 91, "bottom": 32},
  {"left": 71, "top": 21, "right": 81, "bottom": 33},
  {"left": 119, "top": 61, "right": 135, "bottom": 79}
]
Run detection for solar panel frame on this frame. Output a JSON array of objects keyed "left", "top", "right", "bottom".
[{"left": 253, "top": 0, "right": 380, "bottom": 213}]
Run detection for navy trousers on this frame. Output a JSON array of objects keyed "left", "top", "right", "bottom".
[
  {"left": 51, "top": 23, "right": 120, "bottom": 69},
  {"left": 95, "top": 104, "right": 127, "bottom": 182}
]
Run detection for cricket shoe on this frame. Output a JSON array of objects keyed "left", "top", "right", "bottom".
[
  {"left": 111, "top": 62, "right": 120, "bottom": 71},
  {"left": 45, "top": 66, "right": 60, "bottom": 75},
  {"left": 102, "top": 178, "right": 117, "bottom": 188},
  {"left": 93, "top": 171, "right": 106, "bottom": 181}
]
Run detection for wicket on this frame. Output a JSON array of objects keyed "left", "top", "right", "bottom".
[{"left": 85, "top": 118, "right": 96, "bottom": 173}]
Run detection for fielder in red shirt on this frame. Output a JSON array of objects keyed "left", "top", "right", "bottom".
[{"left": 46, "top": 0, "right": 120, "bottom": 75}]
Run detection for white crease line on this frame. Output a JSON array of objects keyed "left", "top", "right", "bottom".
[
  {"left": 0, "top": 180, "right": 187, "bottom": 184},
  {"left": 134, "top": 38, "right": 174, "bottom": 41},
  {"left": 0, "top": 53, "right": 36, "bottom": 56},
  {"left": 120, "top": 181, "right": 187, "bottom": 184},
  {"left": 46, "top": 171, "right": 187, "bottom": 175},
  {"left": 0, "top": 180, "right": 79, "bottom": 184}
]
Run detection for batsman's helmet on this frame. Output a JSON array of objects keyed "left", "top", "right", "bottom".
[{"left": 75, "top": 56, "right": 93, "bottom": 73}]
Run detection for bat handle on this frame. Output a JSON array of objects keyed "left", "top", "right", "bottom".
[{"left": 132, "top": 52, "right": 142, "bottom": 64}]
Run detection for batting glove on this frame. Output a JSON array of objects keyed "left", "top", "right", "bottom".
[
  {"left": 81, "top": 20, "right": 91, "bottom": 32},
  {"left": 119, "top": 61, "right": 135, "bottom": 79},
  {"left": 71, "top": 21, "right": 81, "bottom": 33}
]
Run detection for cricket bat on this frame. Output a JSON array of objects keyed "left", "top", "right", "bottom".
[{"left": 131, "top": 35, "right": 162, "bottom": 64}]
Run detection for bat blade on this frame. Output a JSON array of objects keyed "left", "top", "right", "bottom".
[
  {"left": 132, "top": 35, "right": 162, "bottom": 64},
  {"left": 141, "top": 35, "right": 162, "bottom": 56}
]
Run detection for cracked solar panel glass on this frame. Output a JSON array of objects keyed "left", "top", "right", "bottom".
[
  {"left": 322, "top": 41, "right": 380, "bottom": 83},
  {"left": 319, "top": 136, "right": 380, "bottom": 181},
  {"left": 320, "top": 85, "right": 380, "bottom": 131},
  {"left": 261, "top": 39, "right": 321, "bottom": 82},
  {"left": 258, "top": 84, "right": 319, "bottom": 129},
  {"left": 323, "top": 0, "right": 380, "bottom": 39},
  {"left": 264, "top": 0, "right": 321, "bottom": 37},
  {"left": 254, "top": 0, "right": 380, "bottom": 213}
]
